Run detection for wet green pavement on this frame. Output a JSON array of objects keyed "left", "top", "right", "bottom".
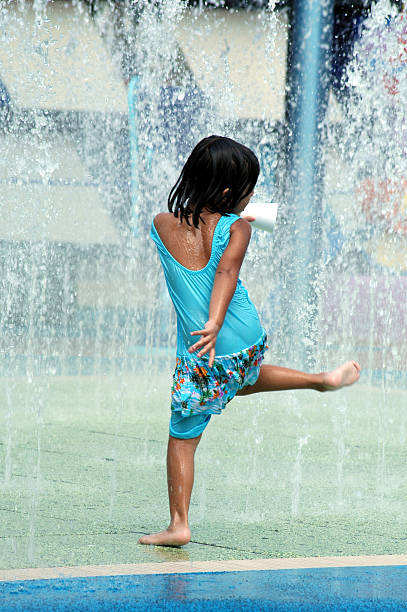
[{"left": 1, "top": 374, "right": 407, "bottom": 569}]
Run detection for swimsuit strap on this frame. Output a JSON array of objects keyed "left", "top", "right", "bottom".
[{"left": 212, "top": 213, "right": 241, "bottom": 256}]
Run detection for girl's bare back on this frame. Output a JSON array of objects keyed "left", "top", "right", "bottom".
[{"left": 153, "top": 211, "right": 221, "bottom": 271}]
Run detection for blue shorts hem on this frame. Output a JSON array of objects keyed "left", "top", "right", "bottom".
[{"left": 169, "top": 412, "right": 212, "bottom": 439}]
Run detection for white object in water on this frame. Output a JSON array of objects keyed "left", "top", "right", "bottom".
[{"left": 240, "top": 202, "right": 278, "bottom": 232}]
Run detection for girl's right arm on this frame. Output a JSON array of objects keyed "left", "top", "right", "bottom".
[{"left": 188, "top": 218, "right": 252, "bottom": 367}]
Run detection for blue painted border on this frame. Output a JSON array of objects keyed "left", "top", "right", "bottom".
[{"left": 1, "top": 566, "right": 407, "bottom": 611}]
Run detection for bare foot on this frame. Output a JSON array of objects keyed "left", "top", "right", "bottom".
[
  {"left": 321, "top": 361, "right": 361, "bottom": 391},
  {"left": 138, "top": 525, "right": 191, "bottom": 547}
]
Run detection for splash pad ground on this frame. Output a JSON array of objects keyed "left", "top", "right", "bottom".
[{"left": 1, "top": 374, "right": 407, "bottom": 569}]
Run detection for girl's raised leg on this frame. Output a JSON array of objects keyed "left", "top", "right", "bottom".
[
  {"left": 236, "top": 361, "right": 360, "bottom": 396},
  {"left": 138, "top": 434, "right": 201, "bottom": 546}
]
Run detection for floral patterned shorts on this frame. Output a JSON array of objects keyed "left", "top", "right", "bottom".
[{"left": 171, "top": 331, "right": 268, "bottom": 417}]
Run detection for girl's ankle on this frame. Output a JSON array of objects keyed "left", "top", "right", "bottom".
[
  {"left": 314, "top": 374, "right": 326, "bottom": 392},
  {"left": 169, "top": 520, "right": 190, "bottom": 532}
]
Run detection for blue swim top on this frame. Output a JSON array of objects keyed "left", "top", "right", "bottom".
[{"left": 150, "top": 213, "right": 264, "bottom": 357}]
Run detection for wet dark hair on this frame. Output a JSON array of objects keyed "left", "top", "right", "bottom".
[{"left": 168, "top": 135, "right": 260, "bottom": 228}]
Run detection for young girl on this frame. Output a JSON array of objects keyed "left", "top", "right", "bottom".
[{"left": 140, "top": 135, "right": 360, "bottom": 547}]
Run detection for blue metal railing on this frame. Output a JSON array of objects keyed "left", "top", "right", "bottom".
[{"left": 284, "top": 0, "right": 334, "bottom": 368}]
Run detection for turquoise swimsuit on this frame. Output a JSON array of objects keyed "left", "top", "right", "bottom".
[{"left": 151, "top": 213, "right": 268, "bottom": 438}]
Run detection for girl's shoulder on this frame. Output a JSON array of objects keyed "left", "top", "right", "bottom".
[
  {"left": 221, "top": 215, "right": 252, "bottom": 241},
  {"left": 152, "top": 212, "right": 178, "bottom": 240},
  {"left": 153, "top": 212, "right": 173, "bottom": 230},
  {"left": 229, "top": 216, "right": 251, "bottom": 231}
]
